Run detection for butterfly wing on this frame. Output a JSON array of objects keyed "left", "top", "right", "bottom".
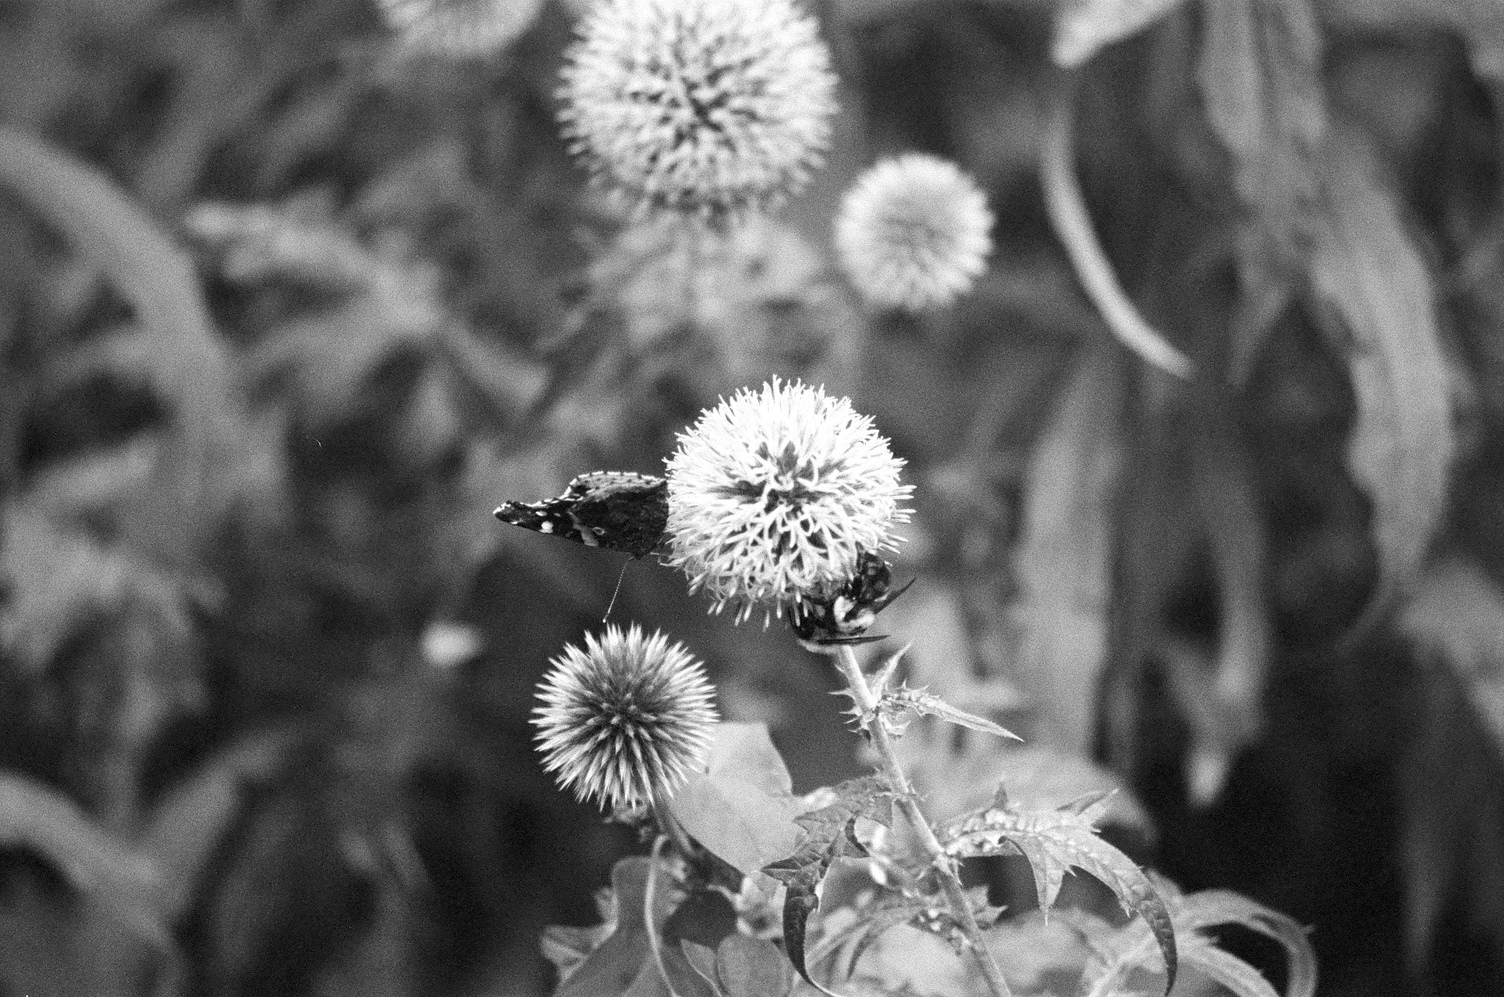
[{"left": 494, "top": 472, "right": 668, "bottom": 558}]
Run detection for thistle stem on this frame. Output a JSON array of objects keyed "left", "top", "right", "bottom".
[{"left": 832, "top": 645, "right": 1013, "bottom": 997}]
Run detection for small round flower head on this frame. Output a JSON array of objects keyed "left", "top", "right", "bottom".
[
  {"left": 375, "top": 0, "right": 543, "bottom": 57},
  {"left": 665, "top": 379, "right": 912, "bottom": 622},
  {"left": 532, "top": 625, "right": 719, "bottom": 810},
  {"left": 557, "top": 0, "right": 838, "bottom": 222},
  {"left": 835, "top": 153, "right": 994, "bottom": 312}
]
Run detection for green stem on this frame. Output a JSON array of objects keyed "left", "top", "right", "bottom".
[{"left": 832, "top": 645, "right": 1013, "bottom": 997}]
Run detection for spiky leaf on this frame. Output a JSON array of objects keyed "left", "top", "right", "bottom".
[{"left": 940, "top": 800, "right": 1177, "bottom": 994}]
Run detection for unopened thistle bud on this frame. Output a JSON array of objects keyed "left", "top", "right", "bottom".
[
  {"left": 375, "top": 0, "right": 543, "bottom": 57},
  {"left": 557, "top": 0, "right": 838, "bottom": 221},
  {"left": 664, "top": 379, "right": 912, "bottom": 623},
  {"left": 532, "top": 625, "right": 719, "bottom": 811},
  {"left": 835, "top": 153, "right": 993, "bottom": 312}
]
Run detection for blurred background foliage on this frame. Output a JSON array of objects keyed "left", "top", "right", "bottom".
[{"left": 0, "top": 0, "right": 1501, "bottom": 995}]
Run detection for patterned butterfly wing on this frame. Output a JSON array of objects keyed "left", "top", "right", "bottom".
[{"left": 494, "top": 471, "right": 668, "bottom": 559}]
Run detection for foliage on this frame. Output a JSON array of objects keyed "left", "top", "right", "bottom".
[{"left": 0, "top": 0, "right": 1501, "bottom": 995}]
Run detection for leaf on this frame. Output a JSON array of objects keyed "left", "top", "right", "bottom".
[
  {"left": 667, "top": 723, "right": 802, "bottom": 878},
  {"left": 1308, "top": 132, "right": 1454, "bottom": 600},
  {"left": 1401, "top": 557, "right": 1504, "bottom": 753},
  {"left": 1009, "top": 345, "right": 1124, "bottom": 753},
  {"left": 0, "top": 126, "right": 233, "bottom": 437},
  {"left": 880, "top": 684, "right": 1021, "bottom": 742},
  {"left": 137, "top": 729, "right": 296, "bottom": 918},
  {"left": 1081, "top": 888, "right": 1315, "bottom": 997},
  {"left": 553, "top": 858, "right": 673, "bottom": 997},
  {"left": 0, "top": 770, "right": 165, "bottom": 942},
  {"left": 761, "top": 776, "right": 897, "bottom": 993},
  {"left": 940, "top": 800, "right": 1178, "bottom": 994},
  {"left": 714, "top": 934, "right": 794, "bottom": 997},
  {"left": 1396, "top": 558, "right": 1504, "bottom": 965},
  {"left": 1053, "top": 0, "right": 1196, "bottom": 66},
  {"left": 1196, "top": 0, "right": 1327, "bottom": 378}
]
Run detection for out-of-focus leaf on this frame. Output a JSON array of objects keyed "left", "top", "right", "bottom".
[
  {"left": 1397, "top": 557, "right": 1504, "bottom": 965},
  {"left": 1009, "top": 346, "right": 1123, "bottom": 753},
  {"left": 1320, "top": 0, "right": 1504, "bottom": 83},
  {"left": 138, "top": 730, "right": 296, "bottom": 919},
  {"left": 941, "top": 799, "right": 1177, "bottom": 994},
  {"left": 1308, "top": 134, "right": 1454, "bottom": 599},
  {"left": 1401, "top": 557, "right": 1504, "bottom": 752},
  {"left": 0, "top": 770, "right": 164, "bottom": 941},
  {"left": 667, "top": 724, "right": 801, "bottom": 879},
  {"left": 1082, "top": 887, "right": 1316, "bottom": 997},
  {"left": 714, "top": 934, "right": 794, "bottom": 997},
  {"left": 0, "top": 505, "right": 192, "bottom": 676},
  {"left": 1198, "top": 0, "right": 1326, "bottom": 379},
  {"left": 0, "top": 126, "right": 233, "bottom": 449},
  {"left": 1053, "top": 0, "right": 1196, "bottom": 66}
]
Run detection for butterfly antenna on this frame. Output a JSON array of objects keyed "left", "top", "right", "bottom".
[{"left": 602, "top": 560, "right": 631, "bottom": 623}]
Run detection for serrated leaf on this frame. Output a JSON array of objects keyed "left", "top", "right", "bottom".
[
  {"left": 883, "top": 684, "right": 1021, "bottom": 741},
  {"left": 762, "top": 777, "right": 897, "bottom": 993},
  {"left": 1309, "top": 133, "right": 1453, "bottom": 598},
  {"left": 941, "top": 802, "right": 1177, "bottom": 994},
  {"left": 667, "top": 723, "right": 801, "bottom": 877},
  {"left": 1053, "top": 0, "right": 1195, "bottom": 66}
]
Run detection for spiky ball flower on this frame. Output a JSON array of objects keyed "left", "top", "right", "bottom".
[
  {"left": 375, "top": 0, "right": 543, "bottom": 57},
  {"left": 532, "top": 625, "right": 719, "bottom": 810},
  {"left": 664, "top": 379, "right": 912, "bottom": 623},
  {"left": 557, "top": 0, "right": 838, "bottom": 221},
  {"left": 834, "top": 153, "right": 994, "bottom": 312}
]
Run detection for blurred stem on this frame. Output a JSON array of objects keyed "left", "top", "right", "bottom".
[
  {"left": 1040, "top": 76, "right": 1194, "bottom": 381},
  {"left": 831, "top": 645, "right": 1013, "bottom": 997}
]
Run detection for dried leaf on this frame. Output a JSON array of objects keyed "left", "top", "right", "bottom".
[{"left": 1309, "top": 133, "right": 1453, "bottom": 597}]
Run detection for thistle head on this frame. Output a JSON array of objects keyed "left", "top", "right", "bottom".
[
  {"left": 557, "top": 0, "right": 838, "bottom": 222},
  {"left": 532, "top": 624, "right": 719, "bottom": 811},
  {"left": 835, "top": 153, "right": 994, "bottom": 312},
  {"left": 664, "top": 379, "right": 912, "bottom": 623}
]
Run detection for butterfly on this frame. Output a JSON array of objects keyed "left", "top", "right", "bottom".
[
  {"left": 792, "top": 549, "right": 913, "bottom": 649},
  {"left": 494, "top": 471, "right": 669, "bottom": 559}
]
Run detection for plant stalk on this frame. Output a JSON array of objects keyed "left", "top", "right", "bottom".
[{"left": 832, "top": 645, "right": 1013, "bottom": 997}]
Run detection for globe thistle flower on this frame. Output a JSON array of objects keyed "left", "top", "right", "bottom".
[
  {"left": 532, "top": 625, "right": 719, "bottom": 810},
  {"left": 557, "top": 0, "right": 838, "bottom": 221},
  {"left": 665, "top": 380, "right": 912, "bottom": 623},
  {"left": 835, "top": 153, "right": 994, "bottom": 312},
  {"left": 375, "top": 0, "right": 543, "bottom": 57}
]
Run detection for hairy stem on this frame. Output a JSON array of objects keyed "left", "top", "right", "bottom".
[{"left": 832, "top": 645, "right": 1013, "bottom": 997}]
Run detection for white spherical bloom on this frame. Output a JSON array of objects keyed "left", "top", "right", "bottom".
[
  {"left": 375, "top": 0, "right": 544, "bottom": 57},
  {"left": 558, "top": 0, "right": 838, "bottom": 221},
  {"left": 665, "top": 380, "right": 912, "bottom": 622},
  {"left": 532, "top": 625, "right": 719, "bottom": 811},
  {"left": 835, "top": 153, "right": 994, "bottom": 312}
]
